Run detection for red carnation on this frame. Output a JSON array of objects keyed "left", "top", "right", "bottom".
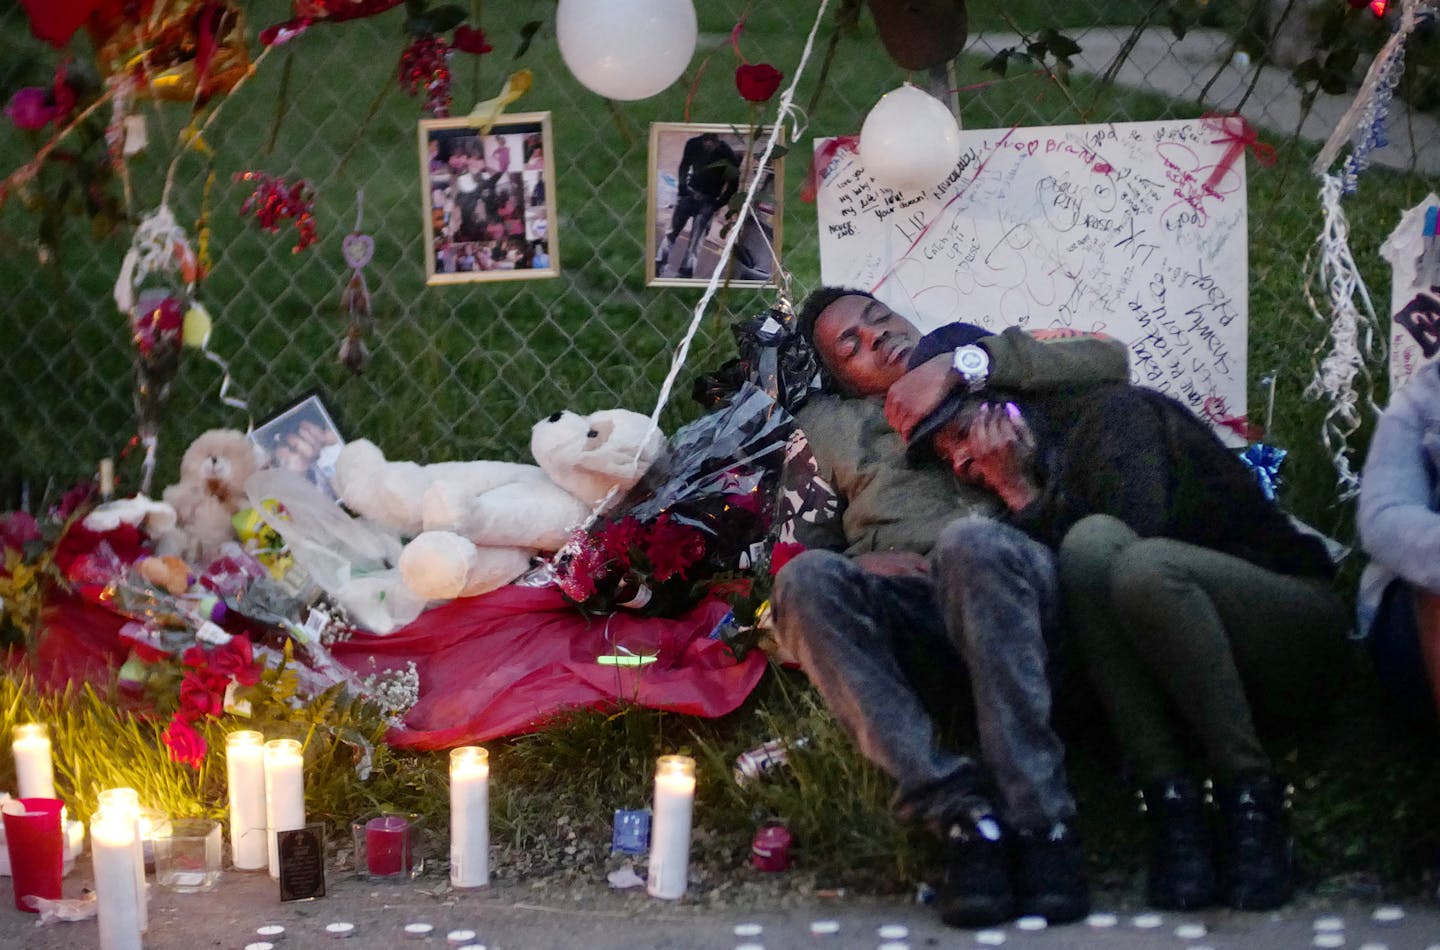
[
  {"left": 736, "top": 63, "right": 782, "bottom": 103},
  {"left": 599, "top": 516, "right": 644, "bottom": 566},
  {"left": 453, "top": 25, "right": 492, "bottom": 55},
  {"left": 645, "top": 515, "right": 707, "bottom": 582},
  {"left": 162, "top": 715, "right": 208, "bottom": 769}
]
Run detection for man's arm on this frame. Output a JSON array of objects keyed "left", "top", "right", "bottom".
[
  {"left": 886, "top": 328, "right": 1130, "bottom": 440},
  {"left": 676, "top": 139, "right": 699, "bottom": 196},
  {"left": 1357, "top": 375, "right": 1440, "bottom": 594}
]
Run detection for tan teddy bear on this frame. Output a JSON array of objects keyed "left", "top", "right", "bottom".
[{"left": 157, "top": 428, "right": 264, "bottom": 565}]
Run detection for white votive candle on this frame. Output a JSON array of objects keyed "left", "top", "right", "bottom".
[
  {"left": 99, "top": 458, "right": 115, "bottom": 498},
  {"left": 11, "top": 723, "right": 55, "bottom": 799},
  {"left": 227, "top": 731, "right": 268, "bottom": 870},
  {"left": 264, "top": 739, "right": 305, "bottom": 879},
  {"left": 96, "top": 787, "right": 147, "bottom": 933},
  {"left": 646, "top": 755, "right": 695, "bottom": 900},
  {"left": 91, "top": 807, "right": 142, "bottom": 950},
  {"left": 449, "top": 747, "right": 489, "bottom": 888}
]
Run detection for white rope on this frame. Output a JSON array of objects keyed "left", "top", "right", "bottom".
[
  {"left": 1303, "top": 174, "right": 1381, "bottom": 500},
  {"left": 642, "top": 0, "right": 834, "bottom": 446}
]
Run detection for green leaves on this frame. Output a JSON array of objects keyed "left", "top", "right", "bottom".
[
  {"left": 403, "top": 2, "right": 468, "bottom": 36},
  {"left": 516, "top": 20, "right": 543, "bottom": 59},
  {"left": 982, "top": 29, "right": 1081, "bottom": 81}
]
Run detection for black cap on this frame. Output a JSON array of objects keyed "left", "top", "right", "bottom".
[
  {"left": 903, "top": 324, "right": 993, "bottom": 465},
  {"left": 905, "top": 323, "right": 993, "bottom": 371}
]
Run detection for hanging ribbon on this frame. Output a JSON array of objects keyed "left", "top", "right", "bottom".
[
  {"left": 800, "top": 133, "right": 858, "bottom": 204},
  {"left": 467, "top": 69, "right": 532, "bottom": 134},
  {"left": 1202, "top": 113, "right": 1275, "bottom": 191}
]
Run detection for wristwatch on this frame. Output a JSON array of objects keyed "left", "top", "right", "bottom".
[{"left": 952, "top": 344, "right": 991, "bottom": 392}]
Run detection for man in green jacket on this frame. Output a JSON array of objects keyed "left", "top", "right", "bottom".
[{"left": 771, "top": 287, "right": 1128, "bottom": 928}]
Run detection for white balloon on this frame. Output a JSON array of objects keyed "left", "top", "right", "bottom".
[
  {"left": 859, "top": 84, "right": 962, "bottom": 192},
  {"left": 557, "top": 0, "right": 698, "bottom": 101}
]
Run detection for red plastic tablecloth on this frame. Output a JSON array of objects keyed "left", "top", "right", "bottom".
[{"left": 22, "top": 586, "right": 767, "bottom": 750}]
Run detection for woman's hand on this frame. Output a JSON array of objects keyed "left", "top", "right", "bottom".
[{"left": 966, "top": 403, "right": 1040, "bottom": 511}]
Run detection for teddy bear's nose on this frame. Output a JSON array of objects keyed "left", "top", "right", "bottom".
[
  {"left": 547, "top": 412, "right": 563, "bottom": 423},
  {"left": 586, "top": 429, "right": 598, "bottom": 439}
]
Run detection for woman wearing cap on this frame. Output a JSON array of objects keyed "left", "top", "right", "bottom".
[{"left": 905, "top": 342, "right": 1348, "bottom": 915}]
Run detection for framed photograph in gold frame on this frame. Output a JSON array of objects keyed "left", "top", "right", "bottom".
[
  {"left": 645, "top": 122, "right": 783, "bottom": 288},
  {"left": 419, "top": 112, "right": 558, "bottom": 284}
]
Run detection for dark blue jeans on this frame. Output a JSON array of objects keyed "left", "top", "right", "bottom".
[{"left": 771, "top": 516, "right": 1075, "bottom": 833}]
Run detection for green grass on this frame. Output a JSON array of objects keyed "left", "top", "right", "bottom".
[{"left": 3, "top": 0, "right": 1440, "bottom": 903}]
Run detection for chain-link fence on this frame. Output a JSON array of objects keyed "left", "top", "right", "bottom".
[{"left": 2, "top": 0, "right": 1436, "bottom": 531}]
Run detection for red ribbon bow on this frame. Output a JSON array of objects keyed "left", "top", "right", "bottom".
[
  {"left": 801, "top": 134, "right": 860, "bottom": 204},
  {"left": 1203, "top": 113, "right": 1275, "bottom": 191}
]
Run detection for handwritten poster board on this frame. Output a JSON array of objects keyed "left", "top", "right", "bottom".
[{"left": 815, "top": 119, "right": 1249, "bottom": 431}]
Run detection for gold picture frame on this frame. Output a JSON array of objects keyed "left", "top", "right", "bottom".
[
  {"left": 646, "top": 122, "right": 784, "bottom": 288},
  {"left": 419, "top": 112, "right": 558, "bottom": 284}
]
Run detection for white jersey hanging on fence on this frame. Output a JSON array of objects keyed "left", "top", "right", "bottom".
[
  {"left": 814, "top": 118, "right": 1250, "bottom": 437},
  {"left": 1379, "top": 192, "right": 1440, "bottom": 393}
]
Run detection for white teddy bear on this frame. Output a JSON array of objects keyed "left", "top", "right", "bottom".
[{"left": 334, "top": 408, "right": 665, "bottom": 602}]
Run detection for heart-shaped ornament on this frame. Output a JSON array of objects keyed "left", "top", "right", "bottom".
[{"left": 342, "top": 232, "right": 374, "bottom": 270}]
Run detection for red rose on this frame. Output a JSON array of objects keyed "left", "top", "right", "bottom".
[
  {"left": 209, "top": 636, "right": 260, "bottom": 686},
  {"left": 736, "top": 63, "right": 783, "bottom": 103},
  {"left": 453, "top": 24, "right": 492, "bottom": 55},
  {"left": 768, "top": 541, "right": 806, "bottom": 576},
  {"left": 162, "top": 715, "right": 208, "bottom": 769},
  {"left": 182, "top": 645, "right": 207, "bottom": 667},
  {"left": 179, "top": 671, "right": 225, "bottom": 719}
]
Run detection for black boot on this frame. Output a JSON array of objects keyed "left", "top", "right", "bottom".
[
  {"left": 1140, "top": 776, "right": 1216, "bottom": 910},
  {"left": 1215, "top": 772, "right": 1294, "bottom": 911},
  {"left": 936, "top": 812, "right": 1015, "bottom": 928},
  {"left": 1012, "top": 820, "right": 1091, "bottom": 924}
]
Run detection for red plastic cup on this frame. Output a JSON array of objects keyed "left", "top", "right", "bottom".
[
  {"left": 2, "top": 797, "right": 65, "bottom": 912},
  {"left": 751, "top": 822, "right": 793, "bottom": 872},
  {"left": 365, "top": 815, "right": 409, "bottom": 876}
]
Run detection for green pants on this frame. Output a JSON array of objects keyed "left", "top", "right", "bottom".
[{"left": 1057, "top": 514, "right": 1350, "bottom": 783}]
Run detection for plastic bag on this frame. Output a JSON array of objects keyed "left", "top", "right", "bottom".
[
  {"left": 627, "top": 382, "right": 794, "bottom": 528},
  {"left": 244, "top": 469, "right": 426, "bottom": 634},
  {"left": 692, "top": 307, "right": 822, "bottom": 414}
]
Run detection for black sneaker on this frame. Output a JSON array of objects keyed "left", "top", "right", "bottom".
[
  {"left": 1215, "top": 772, "right": 1294, "bottom": 911},
  {"left": 936, "top": 813, "right": 1014, "bottom": 928},
  {"left": 1140, "top": 776, "right": 1216, "bottom": 910},
  {"left": 1013, "top": 820, "right": 1091, "bottom": 924}
]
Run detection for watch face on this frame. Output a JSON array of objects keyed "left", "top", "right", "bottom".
[{"left": 956, "top": 346, "right": 987, "bottom": 374}]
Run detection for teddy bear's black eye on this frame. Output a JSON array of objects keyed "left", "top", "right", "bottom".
[
  {"left": 547, "top": 411, "right": 563, "bottom": 422},
  {"left": 586, "top": 429, "right": 598, "bottom": 439}
]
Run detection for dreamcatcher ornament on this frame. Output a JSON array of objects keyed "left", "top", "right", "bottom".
[
  {"left": 113, "top": 207, "right": 201, "bottom": 495},
  {"left": 338, "top": 192, "right": 376, "bottom": 374}
]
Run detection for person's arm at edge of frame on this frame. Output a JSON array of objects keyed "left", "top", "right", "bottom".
[
  {"left": 1357, "top": 366, "right": 1440, "bottom": 595},
  {"left": 885, "top": 327, "right": 1131, "bottom": 440}
]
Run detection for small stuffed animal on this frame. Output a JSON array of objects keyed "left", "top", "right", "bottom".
[
  {"left": 335, "top": 409, "right": 665, "bottom": 601},
  {"left": 158, "top": 428, "right": 263, "bottom": 565}
]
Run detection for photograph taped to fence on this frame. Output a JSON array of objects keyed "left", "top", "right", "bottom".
[
  {"left": 420, "top": 112, "right": 558, "bottom": 284},
  {"left": 647, "top": 122, "right": 784, "bottom": 288}
]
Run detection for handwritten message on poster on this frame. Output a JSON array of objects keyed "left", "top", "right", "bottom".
[{"left": 815, "top": 119, "right": 1249, "bottom": 431}]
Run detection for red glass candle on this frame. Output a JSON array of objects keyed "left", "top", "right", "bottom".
[
  {"left": 2, "top": 797, "right": 65, "bottom": 911},
  {"left": 364, "top": 815, "right": 409, "bottom": 876}
]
